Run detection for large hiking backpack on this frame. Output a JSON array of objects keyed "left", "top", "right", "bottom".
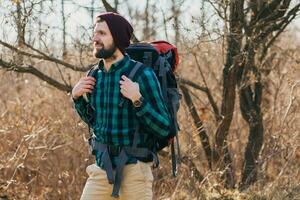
[
  {"left": 86, "top": 41, "right": 181, "bottom": 177},
  {"left": 125, "top": 40, "right": 181, "bottom": 175}
]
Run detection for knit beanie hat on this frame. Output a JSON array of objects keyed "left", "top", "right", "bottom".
[{"left": 96, "top": 12, "right": 133, "bottom": 53}]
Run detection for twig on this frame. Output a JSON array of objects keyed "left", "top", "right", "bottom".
[
  {"left": 0, "top": 39, "right": 89, "bottom": 71},
  {"left": 282, "top": 80, "right": 300, "bottom": 123},
  {"left": 0, "top": 58, "right": 72, "bottom": 92},
  {"left": 193, "top": 53, "right": 221, "bottom": 121}
]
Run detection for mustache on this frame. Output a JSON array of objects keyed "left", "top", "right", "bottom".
[{"left": 94, "top": 41, "right": 104, "bottom": 46}]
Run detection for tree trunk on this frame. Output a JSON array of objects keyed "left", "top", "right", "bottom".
[
  {"left": 15, "top": 1, "right": 25, "bottom": 66},
  {"left": 214, "top": 0, "right": 244, "bottom": 189},
  {"left": 61, "top": 0, "right": 67, "bottom": 59},
  {"left": 171, "top": 0, "right": 180, "bottom": 46},
  {"left": 91, "top": 0, "right": 95, "bottom": 25},
  {"left": 237, "top": 42, "right": 264, "bottom": 191},
  {"left": 142, "top": 0, "right": 150, "bottom": 41},
  {"left": 180, "top": 85, "right": 213, "bottom": 169},
  {"left": 114, "top": 0, "right": 119, "bottom": 11}
]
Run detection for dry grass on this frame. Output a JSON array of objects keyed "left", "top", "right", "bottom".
[{"left": 0, "top": 34, "right": 300, "bottom": 200}]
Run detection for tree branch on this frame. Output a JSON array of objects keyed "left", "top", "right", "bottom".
[
  {"left": 0, "top": 40, "right": 90, "bottom": 72},
  {"left": 0, "top": 58, "right": 72, "bottom": 92},
  {"left": 259, "top": 3, "right": 300, "bottom": 62},
  {"left": 178, "top": 77, "right": 207, "bottom": 92},
  {"left": 193, "top": 53, "right": 221, "bottom": 121},
  {"left": 180, "top": 84, "right": 212, "bottom": 170},
  {"left": 254, "top": 3, "right": 300, "bottom": 44}
]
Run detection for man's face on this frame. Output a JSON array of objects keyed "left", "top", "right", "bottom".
[{"left": 93, "top": 21, "right": 116, "bottom": 59}]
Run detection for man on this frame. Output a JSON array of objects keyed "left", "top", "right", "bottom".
[{"left": 72, "top": 12, "right": 171, "bottom": 200}]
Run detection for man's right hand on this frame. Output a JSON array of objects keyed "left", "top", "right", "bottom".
[{"left": 72, "top": 77, "right": 96, "bottom": 100}]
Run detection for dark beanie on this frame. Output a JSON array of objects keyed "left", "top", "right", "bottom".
[{"left": 97, "top": 12, "right": 133, "bottom": 53}]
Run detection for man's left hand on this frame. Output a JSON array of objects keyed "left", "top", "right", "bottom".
[{"left": 119, "top": 75, "right": 141, "bottom": 102}]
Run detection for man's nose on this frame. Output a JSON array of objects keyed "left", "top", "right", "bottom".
[
  {"left": 92, "top": 36, "right": 97, "bottom": 42},
  {"left": 93, "top": 35, "right": 100, "bottom": 42}
]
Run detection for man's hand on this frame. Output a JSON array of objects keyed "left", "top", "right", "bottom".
[
  {"left": 72, "top": 77, "right": 96, "bottom": 100},
  {"left": 119, "top": 75, "right": 141, "bottom": 102}
]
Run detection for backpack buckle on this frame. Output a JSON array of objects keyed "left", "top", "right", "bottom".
[{"left": 107, "top": 145, "right": 122, "bottom": 156}]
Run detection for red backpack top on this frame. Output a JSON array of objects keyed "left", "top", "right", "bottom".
[{"left": 151, "top": 40, "right": 179, "bottom": 71}]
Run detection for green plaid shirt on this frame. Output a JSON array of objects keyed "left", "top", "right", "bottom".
[{"left": 73, "top": 55, "right": 170, "bottom": 165}]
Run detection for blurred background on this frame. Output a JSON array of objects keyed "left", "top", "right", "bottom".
[{"left": 0, "top": 0, "right": 300, "bottom": 199}]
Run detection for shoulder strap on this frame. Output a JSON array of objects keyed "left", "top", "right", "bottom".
[
  {"left": 118, "top": 61, "right": 144, "bottom": 107},
  {"left": 128, "top": 61, "right": 143, "bottom": 80},
  {"left": 86, "top": 64, "right": 100, "bottom": 101},
  {"left": 87, "top": 64, "right": 99, "bottom": 78}
]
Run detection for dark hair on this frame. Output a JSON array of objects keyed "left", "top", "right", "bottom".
[{"left": 95, "top": 16, "right": 104, "bottom": 24}]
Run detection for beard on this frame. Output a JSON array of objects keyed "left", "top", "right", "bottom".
[{"left": 94, "top": 42, "right": 117, "bottom": 59}]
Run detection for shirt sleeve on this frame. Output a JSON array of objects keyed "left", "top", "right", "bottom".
[
  {"left": 73, "top": 96, "right": 90, "bottom": 124},
  {"left": 135, "top": 67, "right": 171, "bottom": 138}
]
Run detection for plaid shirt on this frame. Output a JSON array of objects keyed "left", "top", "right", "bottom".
[{"left": 73, "top": 55, "right": 170, "bottom": 165}]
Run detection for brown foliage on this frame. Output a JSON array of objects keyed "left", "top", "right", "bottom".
[{"left": 0, "top": 32, "right": 299, "bottom": 199}]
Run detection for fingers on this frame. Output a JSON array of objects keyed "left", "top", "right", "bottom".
[
  {"left": 80, "top": 76, "right": 96, "bottom": 88},
  {"left": 82, "top": 80, "right": 96, "bottom": 86},
  {"left": 76, "top": 77, "right": 96, "bottom": 95},
  {"left": 119, "top": 75, "right": 133, "bottom": 87},
  {"left": 81, "top": 76, "right": 96, "bottom": 82},
  {"left": 83, "top": 84, "right": 94, "bottom": 90},
  {"left": 121, "top": 75, "right": 131, "bottom": 82},
  {"left": 83, "top": 88, "right": 93, "bottom": 94},
  {"left": 119, "top": 80, "right": 125, "bottom": 85},
  {"left": 120, "top": 88, "right": 128, "bottom": 97}
]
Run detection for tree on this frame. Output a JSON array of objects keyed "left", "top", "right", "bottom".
[
  {"left": 172, "top": 0, "right": 300, "bottom": 190},
  {"left": 184, "top": 0, "right": 300, "bottom": 189}
]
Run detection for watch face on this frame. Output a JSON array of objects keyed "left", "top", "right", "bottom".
[
  {"left": 133, "top": 96, "right": 143, "bottom": 107},
  {"left": 133, "top": 99, "right": 142, "bottom": 107}
]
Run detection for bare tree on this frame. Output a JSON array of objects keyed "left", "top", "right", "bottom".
[
  {"left": 171, "top": 0, "right": 182, "bottom": 46},
  {"left": 207, "top": 0, "right": 299, "bottom": 189},
  {"left": 214, "top": 0, "right": 244, "bottom": 188},
  {"left": 61, "top": 0, "right": 67, "bottom": 59},
  {"left": 141, "top": 0, "right": 157, "bottom": 41},
  {"left": 142, "top": 0, "right": 151, "bottom": 40},
  {"left": 14, "top": 0, "right": 26, "bottom": 66},
  {"left": 237, "top": 0, "right": 300, "bottom": 190},
  {"left": 178, "top": 0, "right": 300, "bottom": 190}
]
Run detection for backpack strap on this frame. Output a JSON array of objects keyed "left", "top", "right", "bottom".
[
  {"left": 119, "top": 61, "right": 144, "bottom": 107},
  {"left": 112, "top": 61, "right": 161, "bottom": 197},
  {"left": 85, "top": 63, "right": 100, "bottom": 154},
  {"left": 128, "top": 61, "right": 143, "bottom": 80},
  {"left": 155, "top": 56, "right": 171, "bottom": 101},
  {"left": 86, "top": 62, "right": 100, "bottom": 104},
  {"left": 156, "top": 55, "right": 181, "bottom": 177}
]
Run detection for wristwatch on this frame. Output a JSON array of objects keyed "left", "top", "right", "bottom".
[{"left": 133, "top": 96, "right": 144, "bottom": 107}]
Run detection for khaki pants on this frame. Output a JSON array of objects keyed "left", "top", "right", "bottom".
[{"left": 80, "top": 161, "right": 153, "bottom": 200}]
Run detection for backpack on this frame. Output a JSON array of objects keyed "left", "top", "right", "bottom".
[
  {"left": 86, "top": 40, "right": 181, "bottom": 177},
  {"left": 125, "top": 41, "right": 181, "bottom": 176}
]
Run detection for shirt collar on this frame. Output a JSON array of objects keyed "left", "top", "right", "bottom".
[{"left": 98, "top": 55, "right": 130, "bottom": 73}]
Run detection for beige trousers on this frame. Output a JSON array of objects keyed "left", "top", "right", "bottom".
[{"left": 80, "top": 161, "right": 153, "bottom": 200}]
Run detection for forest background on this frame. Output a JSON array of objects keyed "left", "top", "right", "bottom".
[{"left": 0, "top": 0, "right": 300, "bottom": 199}]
